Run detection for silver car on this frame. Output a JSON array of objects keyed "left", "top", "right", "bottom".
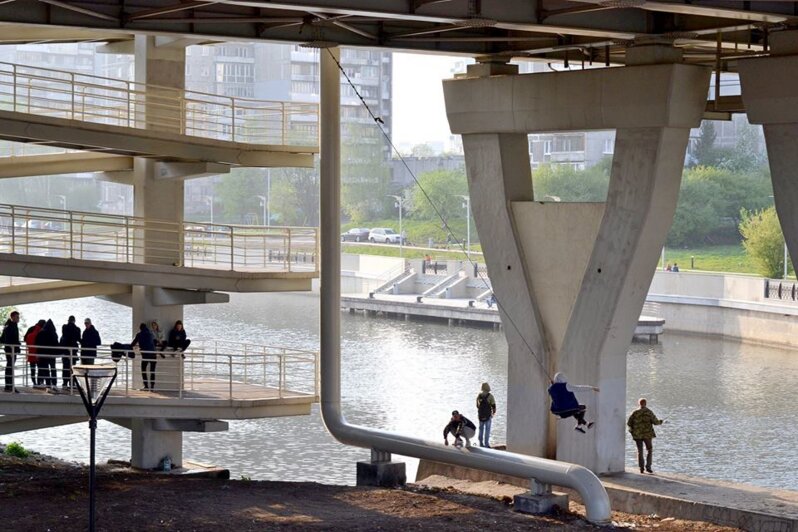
[{"left": 368, "top": 227, "right": 402, "bottom": 244}]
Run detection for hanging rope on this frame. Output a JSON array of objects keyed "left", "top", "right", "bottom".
[{"left": 324, "top": 48, "right": 553, "bottom": 383}]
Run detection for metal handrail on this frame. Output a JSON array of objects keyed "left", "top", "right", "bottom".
[
  {"left": 1, "top": 342, "right": 319, "bottom": 400},
  {"left": 0, "top": 61, "right": 318, "bottom": 146},
  {"left": 0, "top": 203, "right": 319, "bottom": 274}
]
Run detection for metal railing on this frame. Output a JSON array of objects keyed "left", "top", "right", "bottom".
[
  {"left": 1, "top": 342, "right": 318, "bottom": 401},
  {"left": 0, "top": 61, "right": 318, "bottom": 146},
  {"left": 0, "top": 203, "right": 318, "bottom": 273},
  {"left": 764, "top": 278, "right": 798, "bottom": 302}
]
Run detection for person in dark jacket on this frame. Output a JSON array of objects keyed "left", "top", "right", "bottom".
[
  {"left": 24, "top": 319, "right": 45, "bottom": 386},
  {"left": 36, "top": 320, "right": 60, "bottom": 389},
  {"left": 59, "top": 316, "right": 81, "bottom": 388},
  {"left": 167, "top": 320, "right": 191, "bottom": 355},
  {"left": 80, "top": 318, "right": 101, "bottom": 365},
  {"left": 548, "top": 372, "right": 599, "bottom": 433},
  {"left": 2, "top": 311, "right": 21, "bottom": 392},
  {"left": 131, "top": 323, "right": 158, "bottom": 390},
  {"left": 443, "top": 410, "right": 476, "bottom": 448}
]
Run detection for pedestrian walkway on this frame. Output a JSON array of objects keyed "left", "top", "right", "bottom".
[
  {"left": 0, "top": 61, "right": 318, "bottom": 166},
  {"left": 0, "top": 203, "right": 318, "bottom": 292},
  {"left": 0, "top": 340, "right": 319, "bottom": 429}
]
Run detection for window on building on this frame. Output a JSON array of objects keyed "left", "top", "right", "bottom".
[
  {"left": 216, "top": 62, "right": 254, "bottom": 84},
  {"left": 543, "top": 139, "right": 552, "bottom": 155},
  {"left": 603, "top": 138, "right": 614, "bottom": 154}
]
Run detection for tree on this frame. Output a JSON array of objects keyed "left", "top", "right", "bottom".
[
  {"left": 739, "top": 206, "right": 787, "bottom": 278},
  {"left": 691, "top": 121, "right": 718, "bottom": 167},
  {"left": 532, "top": 158, "right": 611, "bottom": 202},
  {"left": 216, "top": 168, "right": 264, "bottom": 224},
  {"left": 341, "top": 123, "right": 391, "bottom": 223},
  {"left": 410, "top": 143, "right": 435, "bottom": 158},
  {"left": 269, "top": 167, "right": 319, "bottom": 227},
  {"left": 410, "top": 169, "right": 468, "bottom": 222}
]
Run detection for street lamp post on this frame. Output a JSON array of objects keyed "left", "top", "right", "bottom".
[
  {"left": 203, "top": 196, "right": 214, "bottom": 225},
  {"left": 387, "top": 195, "right": 404, "bottom": 258},
  {"left": 458, "top": 195, "right": 471, "bottom": 260},
  {"left": 256, "top": 195, "right": 267, "bottom": 226},
  {"left": 72, "top": 364, "right": 118, "bottom": 532}
]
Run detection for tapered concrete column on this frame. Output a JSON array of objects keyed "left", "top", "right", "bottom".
[
  {"left": 129, "top": 36, "right": 187, "bottom": 469},
  {"left": 739, "top": 31, "right": 798, "bottom": 276},
  {"left": 444, "top": 58, "right": 709, "bottom": 472}
]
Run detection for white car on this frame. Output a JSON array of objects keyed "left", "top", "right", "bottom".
[{"left": 369, "top": 227, "right": 402, "bottom": 244}]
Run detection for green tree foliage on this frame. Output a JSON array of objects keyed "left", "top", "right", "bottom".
[
  {"left": 739, "top": 207, "right": 787, "bottom": 278},
  {"left": 0, "top": 175, "right": 101, "bottom": 212},
  {"left": 532, "top": 158, "right": 611, "bottom": 202},
  {"left": 216, "top": 168, "right": 266, "bottom": 224},
  {"left": 668, "top": 166, "right": 772, "bottom": 247},
  {"left": 691, "top": 121, "right": 719, "bottom": 167},
  {"left": 269, "top": 167, "right": 319, "bottom": 227},
  {"left": 341, "top": 124, "right": 391, "bottom": 224},
  {"left": 410, "top": 169, "right": 469, "bottom": 223}
]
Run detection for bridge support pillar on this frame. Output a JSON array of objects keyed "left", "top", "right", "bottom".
[
  {"left": 130, "top": 418, "right": 183, "bottom": 470},
  {"left": 739, "top": 30, "right": 798, "bottom": 278},
  {"left": 443, "top": 55, "right": 709, "bottom": 472}
]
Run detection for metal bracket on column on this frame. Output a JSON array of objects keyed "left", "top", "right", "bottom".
[
  {"left": 531, "top": 479, "right": 552, "bottom": 496},
  {"left": 371, "top": 448, "right": 391, "bottom": 463}
]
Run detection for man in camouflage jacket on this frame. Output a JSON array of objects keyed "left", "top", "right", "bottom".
[{"left": 627, "top": 398, "right": 664, "bottom": 474}]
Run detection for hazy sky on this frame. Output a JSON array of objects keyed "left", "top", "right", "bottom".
[{"left": 391, "top": 52, "right": 465, "bottom": 147}]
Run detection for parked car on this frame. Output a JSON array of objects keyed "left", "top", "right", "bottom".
[
  {"left": 341, "top": 227, "right": 371, "bottom": 242},
  {"left": 369, "top": 227, "right": 402, "bottom": 244}
]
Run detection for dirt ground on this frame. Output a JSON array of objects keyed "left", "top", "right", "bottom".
[{"left": 0, "top": 450, "right": 740, "bottom": 531}]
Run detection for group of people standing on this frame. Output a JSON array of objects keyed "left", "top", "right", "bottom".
[
  {"left": 1, "top": 312, "right": 101, "bottom": 392},
  {"left": 2, "top": 310, "right": 192, "bottom": 394}
]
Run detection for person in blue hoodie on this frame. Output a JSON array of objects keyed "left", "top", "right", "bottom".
[
  {"left": 548, "top": 372, "right": 599, "bottom": 433},
  {"left": 131, "top": 323, "right": 158, "bottom": 391}
]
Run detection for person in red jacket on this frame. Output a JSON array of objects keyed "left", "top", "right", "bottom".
[{"left": 23, "top": 319, "right": 45, "bottom": 387}]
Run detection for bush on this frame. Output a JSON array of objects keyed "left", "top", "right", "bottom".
[
  {"left": 739, "top": 207, "right": 789, "bottom": 279},
  {"left": 4, "top": 441, "right": 31, "bottom": 458}
]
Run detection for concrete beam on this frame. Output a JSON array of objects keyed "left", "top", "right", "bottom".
[
  {"left": 444, "top": 63, "right": 709, "bottom": 134},
  {"left": 151, "top": 288, "right": 230, "bottom": 306},
  {"left": 97, "top": 170, "right": 135, "bottom": 185},
  {"left": 151, "top": 419, "right": 229, "bottom": 432},
  {"left": 0, "top": 280, "right": 129, "bottom": 306},
  {"left": 153, "top": 161, "right": 231, "bottom": 180},
  {"left": 96, "top": 40, "right": 135, "bottom": 54},
  {"left": 0, "top": 110, "right": 317, "bottom": 167},
  {"left": 0, "top": 253, "right": 315, "bottom": 292},
  {"left": 0, "top": 415, "right": 84, "bottom": 435},
  {"left": 0, "top": 152, "right": 132, "bottom": 179}
]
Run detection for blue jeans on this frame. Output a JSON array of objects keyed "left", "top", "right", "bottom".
[{"left": 478, "top": 418, "right": 492, "bottom": 448}]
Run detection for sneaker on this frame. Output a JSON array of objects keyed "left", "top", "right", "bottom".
[
  {"left": 646, "top": 467, "right": 653, "bottom": 474},
  {"left": 574, "top": 426, "right": 586, "bottom": 434},
  {"left": 587, "top": 422, "right": 595, "bottom": 430},
  {"left": 640, "top": 468, "right": 645, "bottom": 474}
]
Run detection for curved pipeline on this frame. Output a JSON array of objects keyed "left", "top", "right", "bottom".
[{"left": 318, "top": 47, "right": 610, "bottom": 525}]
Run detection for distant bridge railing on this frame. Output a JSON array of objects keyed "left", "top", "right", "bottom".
[
  {"left": 0, "top": 203, "right": 318, "bottom": 273},
  {"left": 764, "top": 278, "right": 798, "bottom": 302},
  {"left": 0, "top": 342, "right": 318, "bottom": 401},
  {"left": 0, "top": 61, "right": 318, "bottom": 146}
]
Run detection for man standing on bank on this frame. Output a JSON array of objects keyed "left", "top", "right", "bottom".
[
  {"left": 627, "top": 398, "right": 665, "bottom": 474},
  {"left": 476, "top": 382, "right": 496, "bottom": 448}
]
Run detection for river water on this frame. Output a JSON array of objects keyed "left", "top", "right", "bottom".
[{"left": 5, "top": 292, "right": 797, "bottom": 491}]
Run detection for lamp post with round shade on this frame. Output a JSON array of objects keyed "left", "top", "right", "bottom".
[{"left": 72, "top": 364, "right": 117, "bottom": 532}]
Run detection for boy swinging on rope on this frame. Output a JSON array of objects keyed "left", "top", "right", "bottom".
[{"left": 548, "top": 372, "right": 599, "bottom": 433}]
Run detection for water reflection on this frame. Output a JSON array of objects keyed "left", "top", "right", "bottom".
[{"left": 5, "top": 294, "right": 797, "bottom": 489}]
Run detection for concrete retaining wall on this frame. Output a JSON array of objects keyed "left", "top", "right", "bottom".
[{"left": 648, "top": 271, "right": 798, "bottom": 348}]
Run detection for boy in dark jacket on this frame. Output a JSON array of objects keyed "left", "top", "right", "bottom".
[
  {"left": 548, "top": 372, "right": 599, "bottom": 433},
  {"left": 80, "top": 318, "right": 101, "bottom": 365},
  {"left": 131, "top": 323, "right": 158, "bottom": 390},
  {"left": 443, "top": 410, "right": 476, "bottom": 448}
]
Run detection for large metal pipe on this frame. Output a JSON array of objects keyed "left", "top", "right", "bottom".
[{"left": 318, "top": 46, "right": 611, "bottom": 525}]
